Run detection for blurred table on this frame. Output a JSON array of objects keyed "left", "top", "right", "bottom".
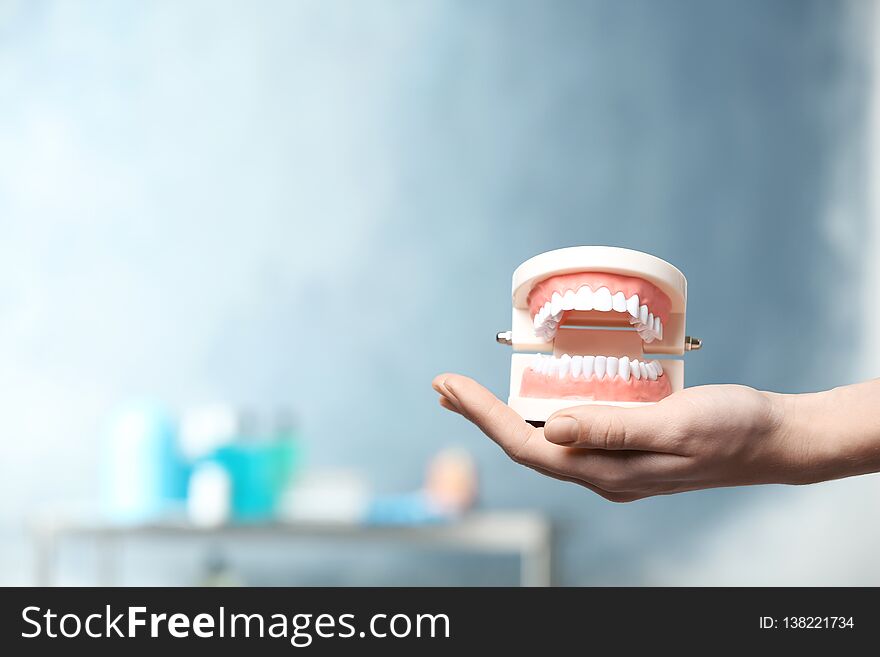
[{"left": 31, "top": 510, "right": 553, "bottom": 587}]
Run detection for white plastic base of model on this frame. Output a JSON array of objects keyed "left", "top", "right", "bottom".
[
  {"left": 509, "top": 396, "right": 655, "bottom": 422},
  {"left": 510, "top": 246, "right": 688, "bottom": 356},
  {"left": 508, "top": 353, "right": 683, "bottom": 423}
]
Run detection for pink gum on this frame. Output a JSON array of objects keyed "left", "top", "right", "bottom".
[
  {"left": 527, "top": 272, "right": 671, "bottom": 324},
  {"left": 520, "top": 369, "right": 672, "bottom": 402}
]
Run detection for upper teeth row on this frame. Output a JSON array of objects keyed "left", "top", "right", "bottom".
[
  {"left": 533, "top": 287, "right": 663, "bottom": 343},
  {"left": 530, "top": 353, "right": 664, "bottom": 382}
]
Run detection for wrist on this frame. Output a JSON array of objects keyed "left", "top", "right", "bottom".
[
  {"left": 762, "top": 390, "right": 823, "bottom": 484},
  {"left": 767, "top": 382, "right": 880, "bottom": 484}
]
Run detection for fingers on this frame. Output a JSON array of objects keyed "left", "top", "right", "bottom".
[
  {"left": 433, "top": 373, "right": 537, "bottom": 459},
  {"left": 432, "top": 374, "right": 647, "bottom": 488},
  {"left": 544, "top": 400, "right": 683, "bottom": 453},
  {"left": 437, "top": 395, "right": 462, "bottom": 416},
  {"left": 434, "top": 373, "right": 581, "bottom": 474}
]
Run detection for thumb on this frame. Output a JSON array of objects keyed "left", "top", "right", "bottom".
[{"left": 544, "top": 403, "right": 676, "bottom": 451}]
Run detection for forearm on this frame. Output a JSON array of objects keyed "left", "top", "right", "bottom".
[{"left": 771, "top": 379, "right": 880, "bottom": 484}]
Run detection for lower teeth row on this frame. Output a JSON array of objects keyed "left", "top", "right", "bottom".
[{"left": 530, "top": 354, "right": 663, "bottom": 382}]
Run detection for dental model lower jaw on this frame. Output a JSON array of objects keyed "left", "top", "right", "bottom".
[
  {"left": 521, "top": 354, "right": 671, "bottom": 402},
  {"left": 523, "top": 271, "right": 674, "bottom": 403}
]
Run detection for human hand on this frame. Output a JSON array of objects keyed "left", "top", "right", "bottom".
[{"left": 432, "top": 373, "right": 838, "bottom": 502}]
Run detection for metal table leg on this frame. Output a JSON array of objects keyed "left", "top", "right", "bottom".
[{"left": 521, "top": 535, "right": 553, "bottom": 587}]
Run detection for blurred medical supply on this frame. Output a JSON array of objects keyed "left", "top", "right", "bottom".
[
  {"left": 188, "top": 407, "right": 301, "bottom": 523},
  {"left": 424, "top": 447, "right": 478, "bottom": 515},
  {"left": 179, "top": 404, "right": 239, "bottom": 462},
  {"left": 278, "top": 469, "right": 370, "bottom": 524},
  {"left": 187, "top": 462, "right": 232, "bottom": 528},
  {"left": 102, "top": 403, "right": 186, "bottom": 523},
  {"left": 212, "top": 440, "right": 298, "bottom": 522},
  {"left": 101, "top": 402, "right": 301, "bottom": 526},
  {"left": 366, "top": 448, "right": 479, "bottom": 525},
  {"left": 101, "top": 399, "right": 476, "bottom": 529}
]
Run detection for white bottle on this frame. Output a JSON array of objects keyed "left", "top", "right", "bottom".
[{"left": 187, "top": 462, "right": 231, "bottom": 528}]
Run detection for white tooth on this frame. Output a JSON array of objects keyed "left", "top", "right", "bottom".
[
  {"left": 537, "top": 315, "right": 549, "bottom": 335},
  {"left": 618, "top": 357, "right": 631, "bottom": 381},
  {"left": 647, "top": 312, "right": 654, "bottom": 333},
  {"left": 640, "top": 362, "right": 651, "bottom": 380},
  {"left": 651, "top": 360, "right": 663, "bottom": 376},
  {"left": 594, "top": 287, "right": 613, "bottom": 311},
  {"left": 574, "top": 286, "right": 593, "bottom": 310},
  {"left": 533, "top": 313, "right": 542, "bottom": 329},
  {"left": 594, "top": 355, "right": 607, "bottom": 379},
  {"left": 654, "top": 316, "right": 661, "bottom": 335},
  {"left": 612, "top": 292, "right": 626, "bottom": 313},
  {"left": 558, "top": 353, "right": 571, "bottom": 379},
  {"left": 562, "top": 290, "right": 576, "bottom": 310},
  {"left": 571, "top": 355, "right": 583, "bottom": 378},
  {"left": 639, "top": 305, "right": 649, "bottom": 325},
  {"left": 550, "top": 292, "right": 563, "bottom": 316},
  {"left": 626, "top": 295, "right": 639, "bottom": 318},
  {"left": 582, "top": 356, "right": 595, "bottom": 378},
  {"left": 542, "top": 301, "right": 551, "bottom": 318},
  {"left": 646, "top": 362, "right": 658, "bottom": 380},
  {"left": 657, "top": 320, "right": 663, "bottom": 340},
  {"left": 630, "top": 359, "right": 641, "bottom": 380},
  {"left": 606, "top": 356, "right": 618, "bottom": 378},
  {"left": 531, "top": 355, "right": 542, "bottom": 371},
  {"left": 546, "top": 357, "right": 558, "bottom": 376}
]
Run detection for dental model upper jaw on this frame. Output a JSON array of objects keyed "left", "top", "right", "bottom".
[
  {"left": 521, "top": 353, "right": 671, "bottom": 402},
  {"left": 527, "top": 271, "right": 672, "bottom": 343}
]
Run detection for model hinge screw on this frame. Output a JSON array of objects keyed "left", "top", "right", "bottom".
[
  {"left": 496, "top": 330, "right": 513, "bottom": 346},
  {"left": 685, "top": 336, "right": 702, "bottom": 351}
]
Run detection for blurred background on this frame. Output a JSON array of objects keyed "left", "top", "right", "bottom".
[{"left": 2, "top": 0, "right": 879, "bottom": 585}]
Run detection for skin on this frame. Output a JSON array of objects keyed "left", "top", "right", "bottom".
[{"left": 432, "top": 374, "right": 880, "bottom": 502}]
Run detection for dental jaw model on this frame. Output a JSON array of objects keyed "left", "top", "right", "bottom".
[{"left": 497, "top": 247, "right": 701, "bottom": 425}]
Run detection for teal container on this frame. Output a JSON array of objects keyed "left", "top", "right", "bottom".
[{"left": 213, "top": 437, "right": 298, "bottom": 522}]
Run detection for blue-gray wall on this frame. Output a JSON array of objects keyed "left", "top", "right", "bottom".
[{"left": 0, "top": 0, "right": 876, "bottom": 584}]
